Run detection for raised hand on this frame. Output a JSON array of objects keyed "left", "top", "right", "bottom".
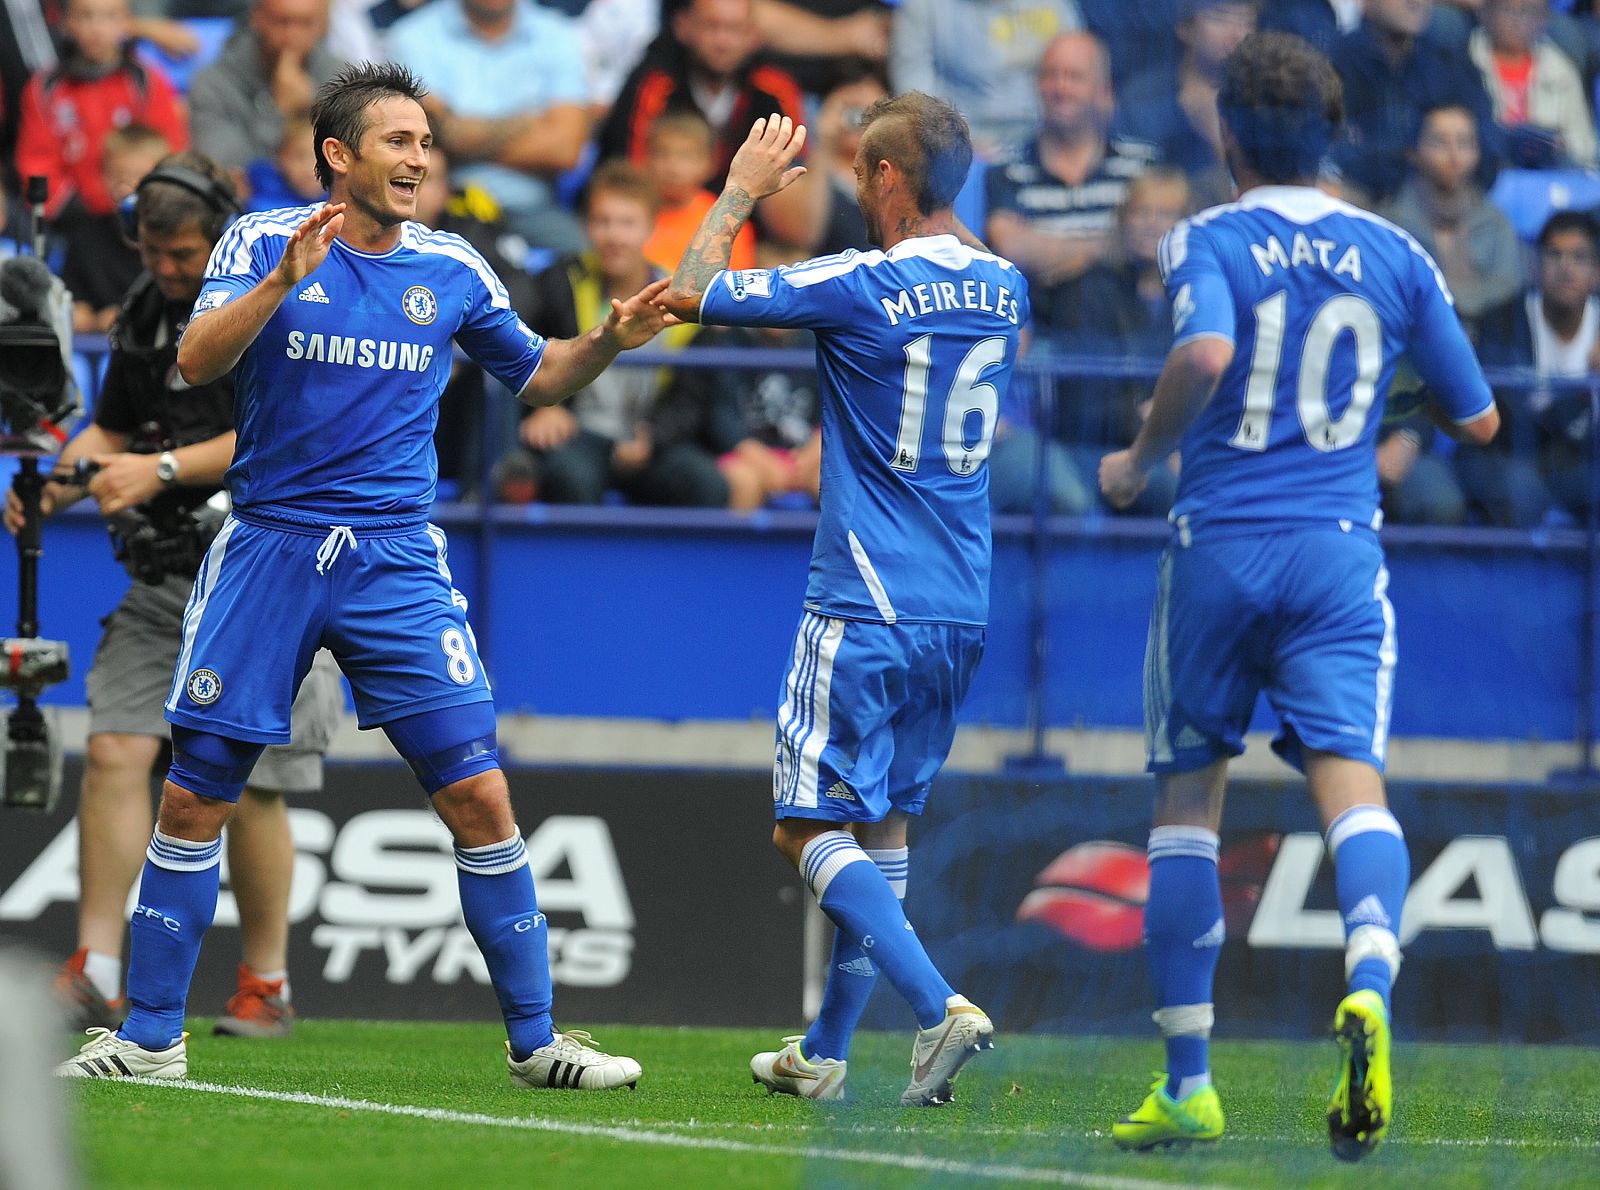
[
  {"left": 601, "top": 277, "right": 681, "bottom": 351},
  {"left": 726, "top": 114, "right": 808, "bottom": 201},
  {"left": 272, "top": 203, "right": 347, "bottom": 290}
]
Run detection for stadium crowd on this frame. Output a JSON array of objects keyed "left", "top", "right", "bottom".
[{"left": 6, "top": 0, "right": 1600, "bottom": 525}]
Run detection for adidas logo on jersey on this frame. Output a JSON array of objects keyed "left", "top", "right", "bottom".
[
  {"left": 1193, "top": 917, "right": 1226, "bottom": 949},
  {"left": 836, "top": 956, "right": 875, "bottom": 977},
  {"left": 298, "top": 281, "right": 331, "bottom": 304},
  {"left": 1174, "top": 726, "right": 1209, "bottom": 749},
  {"left": 1345, "top": 895, "right": 1391, "bottom": 929},
  {"left": 824, "top": 781, "right": 857, "bottom": 802}
]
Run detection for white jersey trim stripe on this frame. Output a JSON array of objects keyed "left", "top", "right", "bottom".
[
  {"left": 847, "top": 531, "right": 898, "bottom": 624},
  {"left": 402, "top": 223, "right": 512, "bottom": 309},
  {"left": 1372, "top": 564, "right": 1397, "bottom": 763},
  {"left": 792, "top": 616, "right": 845, "bottom": 809},
  {"left": 782, "top": 234, "right": 1021, "bottom": 290},
  {"left": 211, "top": 205, "right": 319, "bottom": 277},
  {"left": 166, "top": 515, "right": 241, "bottom": 713}
]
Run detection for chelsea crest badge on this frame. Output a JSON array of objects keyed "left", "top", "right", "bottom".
[{"left": 402, "top": 285, "right": 438, "bottom": 325}]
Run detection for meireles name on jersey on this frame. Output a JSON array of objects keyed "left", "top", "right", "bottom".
[
  {"left": 879, "top": 278, "right": 1021, "bottom": 327},
  {"left": 285, "top": 331, "right": 436, "bottom": 372}
]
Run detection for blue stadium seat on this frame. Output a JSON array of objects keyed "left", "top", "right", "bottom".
[{"left": 1488, "top": 167, "right": 1600, "bottom": 241}]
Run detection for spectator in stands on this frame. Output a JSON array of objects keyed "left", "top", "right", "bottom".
[
  {"left": 1330, "top": 0, "right": 1501, "bottom": 205},
  {"left": 891, "top": 0, "right": 1084, "bottom": 159},
  {"left": 1077, "top": 0, "right": 1179, "bottom": 89},
  {"left": 643, "top": 109, "right": 757, "bottom": 274},
  {"left": 577, "top": 0, "right": 661, "bottom": 117},
  {"left": 387, "top": 0, "right": 590, "bottom": 252},
  {"left": 1465, "top": 210, "right": 1600, "bottom": 526},
  {"left": 1380, "top": 103, "right": 1524, "bottom": 327},
  {"left": 1029, "top": 167, "right": 1189, "bottom": 516},
  {"left": 189, "top": 0, "right": 343, "bottom": 175},
  {"left": 749, "top": 0, "right": 890, "bottom": 97},
  {"left": 598, "top": 0, "right": 812, "bottom": 249},
  {"left": 63, "top": 124, "right": 170, "bottom": 332},
  {"left": 14, "top": 0, "right": 188, "bottom": 219},
  {"left": 494, "top": 162, "right": 715, "bottom": 506},
  {"left": 412, "top": 143, "right": 534, "bottom": 497},
  {"left": 0, "top": 0, "right": 56, "bottom": 188},
  {"left": 1116, "top": 0, "right": 1255, "bottom": 211},
  {"left": 800, "top": 64, "right": 887, "bottom": 257},
  {"left": 985, "top": 32, "right": 1157, "bottom": 296},
  {"left": 653, "top": 317, "right": 823, "bottom": 510},
  {"left": 1375, "top": 368, "right": 1469, "bottom": 526},
  {"left": 1469, "top": 0, "right": 1597, "bottom": 169},
  {"left": 243, "top": 110, "right": 325, "bottom": 211}
]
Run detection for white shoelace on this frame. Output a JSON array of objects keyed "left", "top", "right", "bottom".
[{"left": 315, "top": 525, "right": 358, "bottom": 574}]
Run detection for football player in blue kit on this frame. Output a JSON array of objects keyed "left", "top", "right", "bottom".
[
  {"left": 657, "top": 96, "right": 1029, "bottom": 1107},
  {"left": 57, "top": 63, "right": 675, "bottom": 1089},
  {"left": 1097, "top": 33, "right": 1500, "bottom": 1160}
]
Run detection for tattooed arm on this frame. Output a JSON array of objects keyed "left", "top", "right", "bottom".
[{"left": 657, "top": 115, "right": 808, "bottom": 323}]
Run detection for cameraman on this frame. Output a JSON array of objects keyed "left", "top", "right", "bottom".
[{"left": 4, "top": 151, "right": 342, "bottom": 1038}]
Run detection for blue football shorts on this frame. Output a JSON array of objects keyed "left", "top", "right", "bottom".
[
  {"left": 1144, "top": 523, "right": 1396, "bottom": 775},
  {"left": 772, "top": 610, "right": 986, "bottom": 822},
  {"left": 165, "top": 514, "right": 491, "bottom": 743}
]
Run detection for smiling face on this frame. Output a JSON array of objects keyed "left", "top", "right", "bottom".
[
  {"left": 140, "top": 223, "right": 215, "bottom": 304},
  {"left": 325, "top": 96, "right": 431, "bottom": 227}
]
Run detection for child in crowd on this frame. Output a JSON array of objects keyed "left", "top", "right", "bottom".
[
  {"left": 244, "top": 112, "right": 326, "bottom": 213},
  {"left": 62, "top": 124, "right": 170, "bottom": 332},
  {"left": 643, "top": 109, "right": 756, "bottom": 275},
  {"left": 14, "top": 0, "right": 187, "bottom": 219}
]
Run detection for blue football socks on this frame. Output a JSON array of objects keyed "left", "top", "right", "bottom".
[
  {"left": 119, "top": 830, "right": 223, "bottom": 1050},
  {"left": 803, "top": 846, "right": 908, "bottom": 1061},
  {"left": 800, "top": 832, "right": 952, "bottom": 1030},
  {"left": 1144, "top": 826, "right": 1224, "bottom": 1101},
  {"left": 1327, "top": 805, "right": 1409, "bottom": 1016},
  {"left": 455, "top": 835, "right": 555, "bottom": 1060}
]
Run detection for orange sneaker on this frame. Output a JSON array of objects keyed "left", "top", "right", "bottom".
[
  {"left": 55, "top": 948, "right": 125, "bottom": 1031},
  {"left": 213, "top": 966, "right": 296, "bottom": 1038}
]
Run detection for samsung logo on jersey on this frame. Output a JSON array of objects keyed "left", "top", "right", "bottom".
[
  {"left": 879, "top": 279, "right": 1019, "bottom": 327},
  {"left": 285, "top": 332, "right": 436, "bottom": 372},
  {"left": 1250, "top": 232, "right": 1363, "bottom": 282}
]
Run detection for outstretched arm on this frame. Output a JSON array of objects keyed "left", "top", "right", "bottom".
[
  {"left": 1100, "top": 335, "right": 1234, "bottom": 509},
  {"left": 657, "top": 115, "right": 807, "bottom": 323},
  {"left": 178, "top": 204, "right": 346, "bottom": 386},
  {"left": 518, "top": 278, "right": 677, "bottom": 407}
]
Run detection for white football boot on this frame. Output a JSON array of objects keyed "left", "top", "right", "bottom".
[
  {"left": 751, "top": 1036, "right": 847, "bottom": 1101},
  {"left": 900, "top": 995, "right": 994, "bottom": 1106},
  {"left": 507, "top": 1030, "right": 641, "bottom": 1090},
  {"left": 56, "top": 1027, "right": 188, "bottom": 1079}
]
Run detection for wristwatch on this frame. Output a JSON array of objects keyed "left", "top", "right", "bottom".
[{"left": 156, "top": 451, "right": 181, "bottom": 485}]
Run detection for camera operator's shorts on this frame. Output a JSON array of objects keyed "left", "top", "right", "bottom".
[
  {"left": 164, "top": 514, "right": 491, "bottom": 743},
  {"left": 87, "top": 576, "right": 342, "bottom": 794}
]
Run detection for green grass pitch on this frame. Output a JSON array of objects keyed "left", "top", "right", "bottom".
[{"left": 68, "top": 1020, "right": 1600, "bottom": 1189}]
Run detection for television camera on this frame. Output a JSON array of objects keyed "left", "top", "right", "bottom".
[{"left": 1, "top": 177, "right": 82, "bottom": 812}]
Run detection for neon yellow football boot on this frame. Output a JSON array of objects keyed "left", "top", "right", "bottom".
[
  {"left": 1327, "top": 989, "right": 1392, "bottom": 1162},
  {"left": 1112, "top": 1074, "right": 1225, "bottom": 1150}
]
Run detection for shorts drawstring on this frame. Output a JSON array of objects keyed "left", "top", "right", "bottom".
[{"left": 315, "top": 525, "right": 358, "bottom": 574}]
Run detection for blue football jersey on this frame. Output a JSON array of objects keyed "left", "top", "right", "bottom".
[
  {"left": 701, "top": 235, "right": 1030, "bottom": 626},
  {"left": 1159, "top": 186, "right": 1494, "bottom": 531},
  {"left": 191, "top": 204, "right": 545, "bottom": 523}
]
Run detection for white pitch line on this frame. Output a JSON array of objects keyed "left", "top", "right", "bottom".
[
  {"left": 111, "top": 1076, "right": 1225, "bottom": 1190},
  {"left": 633, "top": 1119, "right": 1599, "bottom": 1153}
]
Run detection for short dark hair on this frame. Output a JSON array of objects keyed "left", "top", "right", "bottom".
[
  {"left": 311, "top": 61, "right": 428, "bottom": 190},
  {"left": 858, "top": 90, "right": 972, "bottom": 215},
  {"left": 1217, "top": 31, "right": 1343, "bottom": 183},
  {"left": 1537, "top": 209, "right": 1600, "bottom": 256},
  {"left": 136, "top": 150, "right": 237, "bottom": 242}
]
